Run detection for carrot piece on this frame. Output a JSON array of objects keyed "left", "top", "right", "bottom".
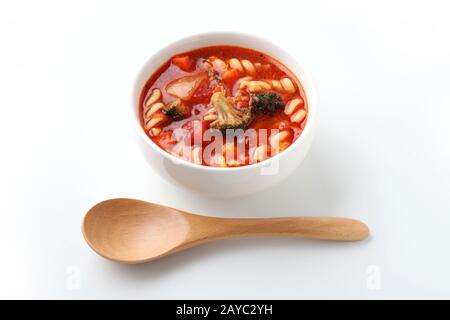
[
  {"left": 213, "top": 85, "right": 226, "bottom": 94},
  {"left": 172, "top": 56, "right": 194, "bottom": 72},
  {"left": 221, "top": 69, "right": 240, "bottom": 84}
]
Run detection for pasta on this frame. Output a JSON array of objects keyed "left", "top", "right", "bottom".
[
  {"left": 143, "top": 89, "right": 167, "bottom": 136},
  {"left": 228, "top": 58, "right": 270, "bottom": 75},
  {"left": 205, "top": 57, "right": 271, "bottom": 77},
  {"left": 144, "top": 88, "right": 162, "bottom": 108},
  {"left": 284, "top": 97, "right": 306, "bottom": 123},
  {"left": 240, "top": 77, "right": 296, "bottom": 94},
  {"left": 240, "top": 80, "right": 272, "bottom": 93},
  {"left": 208, "top": 56, "right": 228, "bottom": 74}
]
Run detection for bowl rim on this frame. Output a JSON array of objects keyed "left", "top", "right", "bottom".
[{"left": 131, "top": 31, "right": 318, "bottom": 172}]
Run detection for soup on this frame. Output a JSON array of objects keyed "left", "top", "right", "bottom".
[{"left": 140, "top": 46, "right": 307, "bottom": 167}]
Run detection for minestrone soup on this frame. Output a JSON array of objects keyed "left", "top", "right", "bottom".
[{"left": 140, "top": 46, "right": 307, "bottom": 167}]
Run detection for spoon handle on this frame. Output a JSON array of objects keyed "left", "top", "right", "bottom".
[{"left": 205, "top": 217, "right": 369, "bottom": 241}]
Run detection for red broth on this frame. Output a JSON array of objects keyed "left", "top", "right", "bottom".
[{"left": 140, "top": 46, "right": 307, "bottom": 167}]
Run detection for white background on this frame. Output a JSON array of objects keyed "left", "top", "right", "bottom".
[{"left": 1, "top": 0, "right": 449, "bottom": 299}]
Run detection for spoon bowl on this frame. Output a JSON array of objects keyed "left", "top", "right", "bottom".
[
  {"left": 83, "top": 198, "right": 369, "bottom": 264},
  {"left": 83, "top": 199, "right": 192, "bottom": 263}
]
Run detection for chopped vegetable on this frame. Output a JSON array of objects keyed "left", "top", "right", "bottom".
[
  {"left": 209, "top": 92, "right": 252, "bottom": 131},
  {"left": 166, "top": 72, "right": 208, "bottom": 100},
  {"left": 172, "top": 55, "right": 194, "bottom": 72},
  {"left": 250, "top": 92, "right": 285, "bottom": 114},
  {"left": 163, "top": 99, "right": 190, "bottom": 120},
  {"left": 221, "top": 69, "right": 240, "bottom": 84}
]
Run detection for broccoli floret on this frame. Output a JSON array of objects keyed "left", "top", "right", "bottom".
[
  {"left": 210, "top": 92, "right": 252, "bottom": 131},
  {"left": 250, "top": 92, "right": 284, "bottom": 114},
  {"left": 163, "top": 99, "right": 190, "bottom": 121}
]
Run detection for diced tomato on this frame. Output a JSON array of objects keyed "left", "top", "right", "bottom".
[
  {"left": 221, "top": 69, "right": 240, "bottom": 84},
  {"left": 191, "top": 81, "right": 214, "bottom": 104},
  {"left": 172, "top": 56, "right": 194, "bottom": 72}
]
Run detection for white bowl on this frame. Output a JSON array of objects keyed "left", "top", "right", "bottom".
[{"left": 132, "top": 32, "right": 318, "bottom": 197}]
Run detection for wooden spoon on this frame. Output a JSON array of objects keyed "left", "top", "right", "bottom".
[{"left": 82, "top": 198, "right": 369, "bottom": 264}]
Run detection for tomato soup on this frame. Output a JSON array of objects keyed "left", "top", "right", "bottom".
[{"left": 140, "top": 46, "right": 307, "bottom": 167}]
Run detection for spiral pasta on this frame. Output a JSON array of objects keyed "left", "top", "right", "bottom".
[
  {"left": 210, "top": 57, "right": 228, "bottom": 74},
  {"left": 205, "top": 57, "right": 271, "bottom": 76},
  {"left": 240, "top": 77, "right": 296, "bottom": 94},
  {"left": 143, "top": 88, "right": 167, "bottom": 136},
  {"left": 228, "top": 58, "right": 270, "bottom": 75},
  {"left": 144, "top": 88, "right": 161, "bottom": 108},
  {"left": 240, "top": 80, "right": 272, "bottom": 93},
  {"left": 284, "top": 97, "right": 306, "bottom": 123}
]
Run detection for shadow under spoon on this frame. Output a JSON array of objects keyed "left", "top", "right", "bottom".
[{"left": 82, "top": 198, "right": 370, "bottom": 264}]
